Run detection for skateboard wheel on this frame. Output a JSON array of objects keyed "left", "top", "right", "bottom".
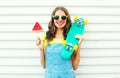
[
  {"left": 74, "top": 16, "right": 79, "bottom": 21},
  {"left": 84, "top": 20, "right": 88, "bottom": 25},
  {"left": 74, "top": 45, "right": 78, "bottom": 51},
  {"left": 62, "top": 40, "right": 66, "bottom": 46}
]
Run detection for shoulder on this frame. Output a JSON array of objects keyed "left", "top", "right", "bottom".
[
  {"left": 40, "top": 34, "right": 46, "bottom": 41},
  {"left": 40, "top": 34, "right": 48, "bottom": 47}
]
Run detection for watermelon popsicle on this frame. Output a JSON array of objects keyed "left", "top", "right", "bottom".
[
  {"left": 32, "top": 22, "right": 43, "bottom": 32},
  {"left": 32, "top": 22, "right": 44, "bottom": 37}
]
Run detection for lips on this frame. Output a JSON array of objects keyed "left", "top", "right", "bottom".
[{"left": 56, "top": 21, "right": 65, "bottom": 26}]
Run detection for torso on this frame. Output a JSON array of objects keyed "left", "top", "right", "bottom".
[{"left": 44, "top": 38, "right": 75, "bottom": 78}]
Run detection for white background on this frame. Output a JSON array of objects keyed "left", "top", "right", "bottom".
[{"left": 0, "top": 0, "right": 120, "bottom": 78}]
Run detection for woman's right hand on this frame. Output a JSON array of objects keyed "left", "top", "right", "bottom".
[
  {"left": 36, "top": 37, "right": 41, "bottom": 45},
  {"left": 36, "top": 37, "right": 44, "bottom": 50}
]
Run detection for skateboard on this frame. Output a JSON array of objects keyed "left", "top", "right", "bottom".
[{"left": 61, "top": 16, "right": 88, "bottom": 59}]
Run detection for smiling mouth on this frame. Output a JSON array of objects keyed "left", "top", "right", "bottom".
[{"left": 56, "top": 21, "right": 65, "bottom": 26}]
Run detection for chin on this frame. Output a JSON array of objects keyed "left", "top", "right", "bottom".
[
  {"left": 55, "top": 24, "right": 66, "bottom": 28},
  {"left": 57, "top": 25, "right": 65, "bottom": 28}
]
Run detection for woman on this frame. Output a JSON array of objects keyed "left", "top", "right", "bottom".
[{"left": 36, "top": 7, "right": 83, "bottom": 78}]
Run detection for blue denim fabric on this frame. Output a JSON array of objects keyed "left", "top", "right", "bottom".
[{"left": 45, "top": 43, "right": 75, "bottom": 78}]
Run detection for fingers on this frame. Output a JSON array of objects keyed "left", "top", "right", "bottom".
[
  {"left": 78, "top": 39, "right": 82, "bottom": 44},
  {"left": 75, "top": 34, "right": 84, "bottom": 40},
  {"left": 75, "top": 34, "right": 84, "bottom": 45},
  {"left": 75, "top": 34, "right": 81, "bottom": 39},
  {"left": 36, "top": 37, "right": 41, "bottom": 45}
]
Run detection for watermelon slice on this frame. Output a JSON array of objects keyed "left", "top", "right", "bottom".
[{"left": 32, "top": 22, "right": 43, "bottom": 32}]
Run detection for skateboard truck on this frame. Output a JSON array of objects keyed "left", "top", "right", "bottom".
[{"left": 77, "top": 19, "right": 83, "bottom": 27}]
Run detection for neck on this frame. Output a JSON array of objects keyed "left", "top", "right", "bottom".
[{"left": 55, "top": 28, "right": 64, "bottom": 39}]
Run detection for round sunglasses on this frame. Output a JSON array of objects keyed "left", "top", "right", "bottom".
[{"left": 53, "top": 15, "right": 68, "bottom": 20}]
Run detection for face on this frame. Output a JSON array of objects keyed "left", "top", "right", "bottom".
[{"left": 53, "top": 10, "right": 67, "bottom": 28}]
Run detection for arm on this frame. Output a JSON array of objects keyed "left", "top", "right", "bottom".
[
  {"left": 71, "top": 35, "right": 84, "bottom": 70},
  {"left": 71, "top": 49, "right": 80, "bottom": 70},
  {"left": 36, "top": 37, "right": 46, "bottom": 69}
]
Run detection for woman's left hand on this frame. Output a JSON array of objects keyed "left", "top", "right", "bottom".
[
  {"left": 75, "top": 34, "right": 84, "bottom": 44},
  {"left": 73, "top": 34, "right": 84, "bottom": 54}
]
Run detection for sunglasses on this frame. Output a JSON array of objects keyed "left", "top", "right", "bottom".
[{"left": 53, "top": 15, "right": 68, "bottom": 20}]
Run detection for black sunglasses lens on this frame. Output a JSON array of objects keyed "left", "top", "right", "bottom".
[
  {"left": 53, "top": 15, "right": 59, "bottom": 20},
  {"left": 61, "top": 16, "right": 67, "bottom": 20}
]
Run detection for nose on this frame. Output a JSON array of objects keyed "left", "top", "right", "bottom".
[{"left": 58, "top": 17, "right": 62, "bottom": 20}]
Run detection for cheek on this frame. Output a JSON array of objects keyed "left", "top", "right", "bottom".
[
  {"left": 64, "top": 21, "right": 67, "bottom": 25},
  {"left": 54, "top": 20, "right": 57, "bottom": 25},
  {"left": 62, "top": 21, "right": 67, "bottom": 26},
  {"left": 54, "top": 20, "right": 56, "bottom": 23}
]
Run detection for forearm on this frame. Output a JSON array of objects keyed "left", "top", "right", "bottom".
[
  {"left": 72, "top": 50, "right": 80, "bottom": 70},
  {"left": 40, "top": 48, "right": 46, "bottom": 69},
  {"left": 36, "top": 37, "right": 46, "bottom": 69},
  {"left": 72, "top": 39, "right": 83, "bottom": 70}
]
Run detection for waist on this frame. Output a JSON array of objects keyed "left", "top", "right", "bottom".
[{"left": 45, "top": 69, "right": 74, "bottom": 73}]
